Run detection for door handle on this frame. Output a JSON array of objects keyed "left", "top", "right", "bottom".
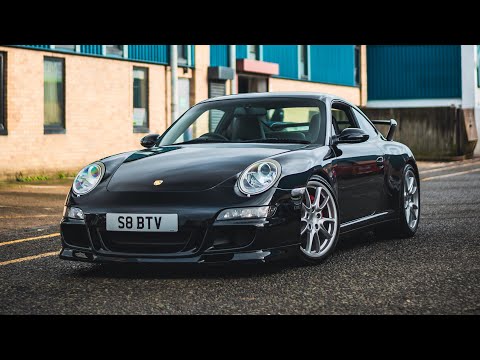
[{"left": 376, "top": 156, "right": 384, "bottom": 167}]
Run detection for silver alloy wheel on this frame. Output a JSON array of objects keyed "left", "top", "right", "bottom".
[
  {"left": 404, "top": 169, "right": 419, "bottom": 230},
  {"left": 300, "top": 183, "right": 338, "bottom": 258}
]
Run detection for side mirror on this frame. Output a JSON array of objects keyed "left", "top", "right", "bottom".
[
  {"left": 140, "top": 134, "right": 160, "bottom": 148},
  {"left": 333, "top": 128, "right": 369, "bottom": 145}
]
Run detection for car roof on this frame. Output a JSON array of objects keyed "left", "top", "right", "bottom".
[{"left": 198, "top": 91, "right": 351, "bottom": 105}]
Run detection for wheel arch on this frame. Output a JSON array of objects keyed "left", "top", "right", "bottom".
[
  {"left": 309, "top": 168, "right": 335, "bottom": 189},
  {"left": 406, "top": 159, "right": 420, "bottom": 179},
  {"left": 309, "top": 165, "right": 337, "bottom": 195}
]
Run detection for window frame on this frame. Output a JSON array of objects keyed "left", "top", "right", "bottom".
[
  {"left": 247, "top": 45, "right": 262, "bottom": 61},
  {"left": 351, "top": 106, "right": 379, "bottom": 138},
  {"left": 177, "top": 45, "right": 192, "bottom": 66},
  {"left": 298, "top": 45, "right": 310, "bottom": 80},
  {"left": 354, "top": 45, "right": 361, "bottom": 87},
  {"left": 50, "top": 45, "right": 80, "bottom": 53},
  {"left": 330, "top": 100, "right": 360, "bottom": 136},
  {"left": 0, "top": 52, "right": 6, "bottom": 135},
  {"left": 132, "top": 66, "right": 149, "bottom": 133},
  {"left": 103, "top": 45, "right": 128, "bottom": 58},
  {"left": 43, "top": 56, "right": 66, "bottom": 135}
]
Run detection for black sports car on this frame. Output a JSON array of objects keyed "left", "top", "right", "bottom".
[{"left": 60, "top": 92, "right": 420, "bottom": 265}]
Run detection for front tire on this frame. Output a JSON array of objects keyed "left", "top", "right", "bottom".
[{"left": 297, "top": 176, "right": 340, "bottom": 264}]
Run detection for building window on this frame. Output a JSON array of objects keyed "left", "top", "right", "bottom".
[
  {"left": 0, "top": 52, "right": 6, "bottom": 135},
  {"left": 52, "top": 45, "right": 77, "bottom": 52},
  {"left": 44, "top": 57, "right": 65, "bottom": 134},
  {"left": 299, "top": 45, "right": 309, "bottom": 80},
  {"left": 105, "top": 45, "right": 125, "bottom": 57},
  {"left": 133, "top": 67, "right": 148, "bottom": 132},
  {"left": 178, "top": 45, "right": 190, "bottom": 66},
  {"left": 354, "top": 45, "right": 361, "bottom": 86},
  {"left": 248, "top": 45, "right": 261, "bottom": 60}
]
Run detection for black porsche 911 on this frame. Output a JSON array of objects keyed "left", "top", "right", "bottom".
[{"left": 60, "top": 92, "right": 420, "bottom": 265}]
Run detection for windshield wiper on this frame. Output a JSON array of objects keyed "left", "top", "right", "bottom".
[
  {"left": 241, "top": 138, "right": 310, "bottom": 144},
  {"left": 175, "top": 138, "right": 230, "bottom": 145}
]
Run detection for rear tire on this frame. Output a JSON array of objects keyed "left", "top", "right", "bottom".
[
  {"left": 297, "top": 176, "right": 340, "bottom": 264},
  {"left": 375, "top": 164, "right": 420, "bottom": 239}
]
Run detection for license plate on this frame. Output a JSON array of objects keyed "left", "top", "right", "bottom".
[{"left": 106, "top": 213, "right": 178, "bottom": 232}]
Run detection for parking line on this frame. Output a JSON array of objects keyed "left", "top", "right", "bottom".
[
  {"left": 0, "top": 251, "right": 58, "bottom": 267},
  {"left": 422, "top": 168, "right": 480, "bottom": 182},
  {"left": 421, "top": 160, "right": 480, "bottom": 174},
  {"left": 0, "top": 233, "right": 60, "bottom": 247},
  {"left": 0, "top": 215, "right": 59, "bottom": 219}
]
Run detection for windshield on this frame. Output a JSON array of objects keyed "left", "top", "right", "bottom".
[{"left": 158, "top": 97, "right": 327, "bottom": 146}]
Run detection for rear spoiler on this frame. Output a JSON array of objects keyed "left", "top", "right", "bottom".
[{"left": 371, "top": 119, "right": 397, "bottom": 141}]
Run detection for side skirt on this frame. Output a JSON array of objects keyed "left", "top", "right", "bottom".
[{"left": 339, "top": 211, "right": 397, "bottom": 235}]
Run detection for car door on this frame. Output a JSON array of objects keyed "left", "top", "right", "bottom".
[
  {"left": 351, "top": 106, "right": 390, "bottom": 215},
  {"left": 331, "top": 101, "right": 385, "bottom": 224}
]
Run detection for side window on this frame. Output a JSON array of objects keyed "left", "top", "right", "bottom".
[
  {"left": 331, "top": 106, "right": 357, "bottom": 135},
  {"left": 352, "top": 107, "right": 378, "bottom": 138}
]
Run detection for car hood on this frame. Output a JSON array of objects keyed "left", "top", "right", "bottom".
[{"left": 106, "top": 143, "right": 306, "bottom": 192}]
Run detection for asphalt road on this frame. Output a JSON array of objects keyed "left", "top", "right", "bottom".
[{"left": 0, "top": 160, "right": 479, "bottom": 315}]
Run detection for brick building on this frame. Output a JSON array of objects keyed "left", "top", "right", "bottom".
[{"left": 0, "top": 45, "right": 366, "bottom": 178}]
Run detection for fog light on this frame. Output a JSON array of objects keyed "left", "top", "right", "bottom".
[
  {"left": 216, "top": 206, "right": 270, "bottom": 221},
  {"left": 65, "top": 207, "right": 84, "bottom": 220}
]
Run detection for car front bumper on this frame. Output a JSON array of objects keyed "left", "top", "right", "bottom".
[{"left": 60, "top": 187, "right": 303, "bottom": 264}]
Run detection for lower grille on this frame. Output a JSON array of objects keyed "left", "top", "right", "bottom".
[
  {"left": 206, "top": 226, "right": 256, "bottom": 250},
  {"left": 99, "top": 230, "right": 200, "bottom": 254},
  {"left": 62, "top": 224, "right": 90, "bottom": 248}
]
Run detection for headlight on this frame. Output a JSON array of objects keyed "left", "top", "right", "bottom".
[
  {"left": 72, "top": 162, "right": 105, "bottom": 196},
  {"left": 237, "top": 159, "right": 281, "bottom": 195}
]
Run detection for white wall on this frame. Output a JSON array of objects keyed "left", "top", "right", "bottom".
[
  {"left": 462, "top": 45, "right": 480, "bottom": 155},
  {"left": 367, "top": 99, "right": 462, "bottom": 108}
]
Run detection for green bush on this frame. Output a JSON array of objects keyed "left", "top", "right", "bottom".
[
  {"left": 15, "top": 173, "right": 51, "bottom": 182},
  {"left": 57, "top": 172, "right": 75, "bottom": 179}
]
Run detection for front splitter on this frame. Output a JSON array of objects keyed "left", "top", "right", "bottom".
[{"left": 59, "top": 244, "right": 298, "bottom": 265}]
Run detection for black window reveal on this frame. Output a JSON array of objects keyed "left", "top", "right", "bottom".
[
  {"left": 0, "top": 52, "right": 5, "bottom": 135},
  {"left": 106, "top": 45, "right": 124, "bottom": 57},
  {"left": 133, "top": 67, "right": 149, "bottom": 132},
  {"left": 44, "top": 57, "right": 65, "bottom": 134}
]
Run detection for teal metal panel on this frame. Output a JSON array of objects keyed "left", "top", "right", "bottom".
[
  {"left": 367, "top": 45, "right": 461, "bottom": 100},
  {"left": 80, "top": 45, "right": 103, "bottom": 55},
  {"left": 310, "top": 45, "right": 355, "bottom": 86},
  {"left": 263, "top": 45, "right": 298, "bottom": 78},
  {"left": 236, "top": 45, "right": 247, "bottom": 59},
  {"left": 23, "top": 45, "right": 50, "bottom": 49},
  {"left": 210, "top": 45, "right": 229, "bottom": 67},
  {"left": 128, "top": 45, "right": 169, "bottom": 64}
]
